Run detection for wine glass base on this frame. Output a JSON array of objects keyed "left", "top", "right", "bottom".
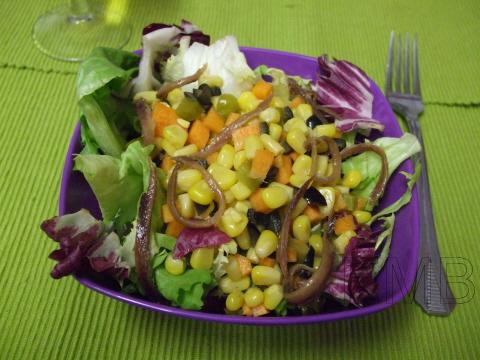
[{"left": 32, "top": 4, "right": 132, "bottom": 62}]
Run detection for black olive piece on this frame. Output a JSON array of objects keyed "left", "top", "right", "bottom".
[
  {"left": 306, "top": 115, "right": 322, "bottom": 129},
  {"left": 281, "top": 106, "right": 294, "bottom": 122},
  {"left": 303, "top": 246, "right": 315, "bottom": 267},
  {"left": 247, "top": 209, "right": 269, "bottom": 228},
  {"left": 259, "top": 122, "right": 269, "bottom": 134},
  {"left": 247, "top": 224, "right": 261, "bottom": 243},
  {"left": 197, "top": 159, "right": 209, "bottom": 169},
  {"left": 298, "top": 269, "right": 312, "bottom": 279},
  {"left": 265, "top": 211, "right": 282, "bottom": 235},
  {"left": 303, "top": 187, "right": 327, "bottom": 206},
  {"left": 334, "top": 138, "right": 347, "bottom": 151},
  {"left": 184, "top": 91, "right": 197, "bottom": 100},
  {"left": 281, "top": 140, "right": 293, "bottom": 154},
  {"left": 260, "top": 166, "right": 279, "bottom": 187},
  {"left": 193, "top": 84, "right": 213, "bottom": 109},
  {"left": 194, "top": 203, "right": 210, "bottom": 215},
  {"left": 210, "top": 86, "right": 221, "bottom": 96}
]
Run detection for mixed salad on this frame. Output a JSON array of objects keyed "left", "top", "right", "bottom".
[{"left": 41, "top": 21, "right": 421, "bottom": 316}]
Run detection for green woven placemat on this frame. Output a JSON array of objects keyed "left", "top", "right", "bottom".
[{"left": 1, "top": 0, "right": 479, "bottom": 358}]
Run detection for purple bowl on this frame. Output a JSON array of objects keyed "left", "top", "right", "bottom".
[{"left": 59, "top": 47, "right": 419, "bottom": 325}]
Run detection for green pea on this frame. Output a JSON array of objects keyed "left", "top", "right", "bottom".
[
  {"left": 176, "top": 97, "right": 203, "bottom": 121},
  {"left": 215, "top": 94, "right": 239, "bottom": 118}
]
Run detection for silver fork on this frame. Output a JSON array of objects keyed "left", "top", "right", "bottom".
[{"left": 385, "top": 32, "right": 455, "bottom": 316}]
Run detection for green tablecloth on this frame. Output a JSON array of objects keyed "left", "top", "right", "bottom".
[{"left": 1, "top": 0, "right": 479, "bottom": 358}]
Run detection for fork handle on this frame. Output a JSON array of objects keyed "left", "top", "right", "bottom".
[{"left": 406, "top": 114, "right": 456, "bottom": 315}]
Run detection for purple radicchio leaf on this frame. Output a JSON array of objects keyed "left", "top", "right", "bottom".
[
  {"left": 173, "top": 227, "right": 230, "bottom": 259},
  {"left": 315, "top": 56, "right": 384, "bottom": 134},
  {"left": 324, "top": 226, "right": 378, "bottom": 307},
  {"left": 41, "top": 209, "right": 130, "bottom": 281}
]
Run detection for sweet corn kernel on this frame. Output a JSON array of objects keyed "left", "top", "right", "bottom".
[
  {"left": 342, "top": 170, "right": 363, "bottom": 188},
  {"left": 199, "top": 75, "right": 224, "bottom": 88},
  {"left": 244, "top": 287, "right": 264, "bottom": 308},
  {"left": 244, "top": 135, "right": 264, "bottom": 159},
  {"left": 333, "top": 230, "right": 357, "bottom": 254},
  {"left": 263, "top": 284, "right": 284, "bottom": 310},
  {"left": 269, "top": 123, "right": 283, "bottom": 141},
  {"left": 270, "top": 182, "right": 293, "bottom": 200},
  {"left": 233, "top": 150, "right": 247, "bottom": 170},
  {"left": 173, "top": 144, "right": 198, "bottom": 157},
  {"left": 166, "top": 88, "right": 185, "bottom": 107},
  {"left": 292, "top": 198, "right": 308, "bottom": 218},
  {"left": 335, "top": 185, "right": 350, "bottom": 195},
  {"left": 314, "top": 124, "right": 341, "bottom": 138},
  {"left": 190, "top": 247, "right": 214, "bottom": 269},
  {"left": 260, "top": 134, "right": 284, "bottom": 156},
  {"left": 226, "top": 256, "right": 243, "bottom": 281},
  {"left": 238, "top": 91, "right": 260, "bottom": 112},
  {"left": 234, "top": 200, "right": 251, "bottom": 214},
  {"left": 289, "top": 173, "right": 308, "bottom": 187},
  {"left": 260, "top": 107, "right": 281, "bottom": 123},
  {"left": 283, "top": 117, "right": 309, "bottom": 133},
  {"left": 236, "top": 229, "right": 252, "bottom": 250},
  {"left": 177, "top": 169, "right": 203, "bottom": 192},
  {"left": 261, "top": 187, "right": 289, "bottom": 209},
  {"left": 177, "top": 118, "right": 191, "bottom": 129},
  {"left": 308, "top": 233, "right": 324, "bottom": 255},
  {"left": 353, "top": 210, "right": 372, "bottom": 224},
  {"left": 313, "top": 256, "right": 322, "bottom": 269},
  {"left": 219, "top": 276, "right": 250, "bottom": 294},
  {"left": 246, "top": 247, "right": 260, "bottom": 264},
  {"left": 163, "top": 124, "right": 188, "bottom": 148},
  {"left": 271, "top": 96, "right": 286, "bottom": 108},
  {"left": 230, "top": 181, "right": 253, "bottom": 201},
  {"left": 165, "top": 255, "right": 186, "bottom": 275},
  {"left": 226, "top": 291, "right": 244, "bottom": 311},
  {"left": 217, "top": 144, "right": 236, "bottom": 169},
  {"left": 286, "top": 129, "right": 307, "bottom": 154},
  {"left": 208, "top": 163, "right": 237, "bottom": 190},
  {"left": 188, "top": 180, "right": 214, "bottom": 205},
  {"left": 177, "top": 193, "right": 195, "bottom": 219},
  {"left": 158, "top": 138, "right": 177, "bottom": 156},
  {"left": 251, "top": 266, "right": 282, "bottom": 286},
  {"left": 133, "top": 90, "right": 158, "bottom": 104},
  {"left": 220, "top": 208, "right": 248, "bottom": 238},
  {"left": 224, "top": 190, "right": 235, "bottom": 204},
  {"left": 290, "top": 238, "right": 310, "bottom": 262},
  {"left": 294, "top": 103, "right": 313, "bottom": 121},
  {"left": 255, "top": 230, "right": 279, "bottom": 258},
  {"left": 316, "top": 155, "right": 329, "bottom": 177},
  {"left": 292, "top": 215, "right": 311, "bottom": 242},
  {"left": 292, "top": 155, "right": 312, "bottom": 176}
]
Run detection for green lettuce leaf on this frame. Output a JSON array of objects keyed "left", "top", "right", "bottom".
[
  {"left": 370, "top": 161, "right": 421, "bottom": 222},
  {"left": 74, "top": 141, "right": 155, "bottom": 230},
  {"left": 77, "top": 47, "right": 140, "bottom": 156},
  {"left": 154, "top": 267, "right": 214, "bottom": 310},
  {"left": 372, "top": 214, "right": 395, "bottom": 277},
  {"left": 342, "top": 133, "right": 421, "bottom": 208}
]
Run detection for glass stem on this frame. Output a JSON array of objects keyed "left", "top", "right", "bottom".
[{"left": 69, "top": 0, "right": 94, "bottom": 22}]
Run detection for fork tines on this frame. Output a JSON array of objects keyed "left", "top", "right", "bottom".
[{"left": 385, "top": 31, "right": 421, "bottom": 96}]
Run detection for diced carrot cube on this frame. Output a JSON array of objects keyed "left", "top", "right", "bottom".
[
  {"left": 152, "top": 102, "right": 177, "bottom": 137},
  {"left": 187, "top": 120, "right": 210, "bottom": 149},
  {"left": 202, "top": 108, "right": 225, "bottom": 133},
  {"left": 275, "top": 155, "right": 292, "bottom": 185},
  {"left": 252, "top": 80, "right": 273, "bottom": 100},
  {"left": 249, "top": 189, "right": 271, "bottom": 214},
  {"left": 304, "top": 205, "right": 326, "bottom": 224},
  {"left": 290, "top": 96, "right": 305, "bottom": 108},
  {"left": 225, "top": 112, "right": 241, "bottom": 126},
  {"left": 166, "top": 220, "right": 184, "bottom": 237},
  {"left": 235, "top": 254, "right": 252, "bottom": 276},
  {"left": 249, "top": 149, "right": 274, "bottom": 179},
  {"left": 259, "top": 257, "right": 276, "bottom": 267},
  {"left": 232, "top": 122, "right": 260, "bottom": 150},
  {"left": 334, "top": 215, "right": 356, "bottom": 236}
]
